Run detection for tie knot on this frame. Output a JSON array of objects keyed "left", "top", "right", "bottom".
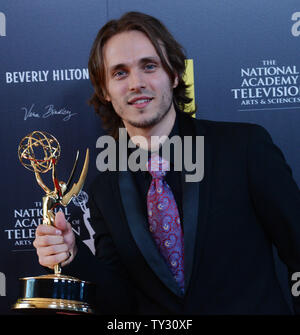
[{"left": 146, "top": 154, "right": 170, "bottom": 179}]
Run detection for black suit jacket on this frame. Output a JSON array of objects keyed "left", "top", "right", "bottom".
[{"left": 64, "top": 111, "right": 300, "bottom": 314}]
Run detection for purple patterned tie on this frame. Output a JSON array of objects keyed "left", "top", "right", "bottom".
[{"left": 146, "top": 154, "right": 184, "bottom": 292}]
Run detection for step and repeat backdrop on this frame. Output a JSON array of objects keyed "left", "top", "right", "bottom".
[{"left": 0, "top": 0, "right": 299, "bottom": 314}]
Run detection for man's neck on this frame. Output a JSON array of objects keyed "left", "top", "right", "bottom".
[{"left": 124, "top": 108, "right": 176, "bottom": 151}]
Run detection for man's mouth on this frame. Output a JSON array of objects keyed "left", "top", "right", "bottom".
[{"left": 128, "top": 97, "right": 153, "bottom": 108}]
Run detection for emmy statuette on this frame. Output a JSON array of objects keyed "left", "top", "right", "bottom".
[{"left": 12, "top": 131, "right": 96, "bottom": 314}]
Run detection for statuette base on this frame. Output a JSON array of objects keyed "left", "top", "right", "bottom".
[{"left": 12, "top": 274, "right": 96, "bottom": 314}]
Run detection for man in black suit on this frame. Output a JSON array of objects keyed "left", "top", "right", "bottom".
[{"left": 33, "top": 12, "right": 300, "bottom": 314}]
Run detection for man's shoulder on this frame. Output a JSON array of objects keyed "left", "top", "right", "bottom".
[
  {"left": 178, "top": 111, "right": 267, "bottom": 137},
  {"left": 179, "top": 113, "right": 274, "bottom": 149},
  {"left": 196, "top": 117, "right": 264, "bottom": 132},
  {"left": 191, "top": 116, "right": 270, "bottom": 140}
]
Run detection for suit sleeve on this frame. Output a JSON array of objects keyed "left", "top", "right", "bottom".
[
  {"left": 62, "top": 190, "right": 137, "bottom": 314},
  {"left": 247, "top": 124, "right": 300, "bottom": 313}
]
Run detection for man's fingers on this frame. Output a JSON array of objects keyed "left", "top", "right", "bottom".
[
  {"left": 35, "top": 224, "right": 62, "bottom": 237},
  {"left": 33, "top": 212, "right": 76, "bottom": 270},
  {"left": 37, "top": 243, "right": 69, "bottom": 257},
  {"left": 39, "top": 252, "right": 71, "bottom": 269},
  {"left": 33, "top": 234, "right": 64, "bottom": 248},
  {"left": 35, "top": 211, "right": 71, "bottom": 238},
  {"left": 54, "top": 211, "right": 70, "bottom": 232}
]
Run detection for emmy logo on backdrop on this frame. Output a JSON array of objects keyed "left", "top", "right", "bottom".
[
  {"left": 13, "top": 131, "right": 96, "bottom": 314},
  {"left": 72, "top": 191, "right": 95, "bottom": 255}
]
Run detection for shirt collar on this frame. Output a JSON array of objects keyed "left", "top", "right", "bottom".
[{"left": 126, "top": 112, "right": 181, "bottom": 176}]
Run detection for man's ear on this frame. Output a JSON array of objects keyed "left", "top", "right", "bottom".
[
  {"left": 173, "top": 73, "right": 179, "bottom": 88},
  {"left": 104, "top": 91, "right": 111, "bottom": 102}
]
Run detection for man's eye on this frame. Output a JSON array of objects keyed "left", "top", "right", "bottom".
[
  {"left": 113, "top": 70, "right": 127, "bottom": 78},
  {"left": 144, "top": 63, "right": 157, "bottom": 71}
]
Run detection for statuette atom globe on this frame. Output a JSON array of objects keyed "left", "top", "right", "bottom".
[{"left": 18, "top": 131, "right": 61, "bottom": 173}]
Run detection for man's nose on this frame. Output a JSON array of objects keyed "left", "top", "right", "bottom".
[{"left": 128, "top": 70, "right": 146, "bottom": 91}]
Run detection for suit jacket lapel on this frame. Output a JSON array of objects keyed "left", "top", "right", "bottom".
[
  {"left": 194, "top": 120, "right": 213, "bottom": 268},
  {"left": 181, "top": 173, "right": 199, "bottom": 291},
  {"left": 178, "top": 112, "right": 210, "bottom": 293}
]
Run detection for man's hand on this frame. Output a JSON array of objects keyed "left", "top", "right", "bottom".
[{"left": 33, "top": 211, "right": 77, "bottom": 269}]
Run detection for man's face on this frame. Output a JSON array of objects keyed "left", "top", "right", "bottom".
[{"left": 103, "top": 30, "right": 178, "bottom": 129}]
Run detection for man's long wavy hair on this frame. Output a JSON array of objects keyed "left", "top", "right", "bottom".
[{"left": 88, "top": 11, "right": 195, "bottom": 139}]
